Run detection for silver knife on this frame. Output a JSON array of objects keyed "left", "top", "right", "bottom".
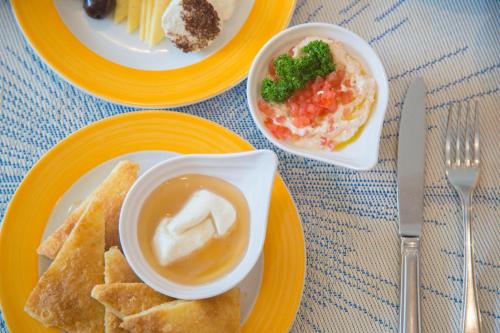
[{"left": 397, "top": 78, "right": 427, "bottom": 333}]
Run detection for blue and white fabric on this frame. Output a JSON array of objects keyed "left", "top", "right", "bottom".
[{"left": 0, "top": 0, "right": 499, "bottom": 332}]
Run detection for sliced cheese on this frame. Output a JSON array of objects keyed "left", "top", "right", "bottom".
[
  {"left": 148, "top": 0, "right": 170, "bottom": 47},
  {"left": 145, "top": 0, "right": 154, "bottom": 42},
  {"left": 128, "top": 0, "right": 142, "bottom": 33},
  {"left": 139, "top": 0, "right": 147, "bottom": 40},
  {"left": 114, "top": 0, "right": 129, "bottom": 23}
]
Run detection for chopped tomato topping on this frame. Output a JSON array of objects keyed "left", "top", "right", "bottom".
[
  {"left": 288, "top": 102, "right": 300, "bottom": 117},
  {"left": 264, "top": 118, "right": 292, "bottom": 140},
  {"left": 258, "top": 100, "right": 275, "bottom": 117},
  {"left": 312, "top": 76, "right": 325, "bottom": 91},
  {"left": 275, "top": 116, "right": 286, "bottom": 123},
  {"left": 326, "top": 69, "right": 345, "bottom": 89},
  {"left": 326, "top": 100, "right": 338, "bottom": 113},
  {"left": 337, "top": 90, "right": 354, "bottom": 104},
  {"left": 292, "top": 116, "right": 313, "bottom": 128},
  {"left": 343, "top": 107, "right": 353, "bottom": 118},
  {"left": 320, "top": 136, "right": 335, "bottom": 150},
  {"left": 259, "top": 68, "right": 353, "bottom": 142}
]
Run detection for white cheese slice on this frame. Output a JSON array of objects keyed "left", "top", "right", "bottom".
[
  {"left": 114, "top": 0, "right": 129, "bottom": 23},
  {"left": 139, "top": 0, "right": 148, "bottom": 40},
  {"left": 127, "top": 0, "right": 142, "bottom": 33},
  {"left": 145, "top": 0, "right": 154, "bottom": 42},
  {"left": 148, "top": 0, "right": 171, "bottom": 46}
]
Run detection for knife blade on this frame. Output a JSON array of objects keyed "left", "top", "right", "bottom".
[
  {"left": 398, "top": 78, "right": 427, "bottom": 237},
  {"left": 397, "top": 77, "right": 426, "bottom": 333}
]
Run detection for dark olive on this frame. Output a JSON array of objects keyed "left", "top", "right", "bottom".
[{"left": 83, "top": 0, "right": 116, "bottom": 19}]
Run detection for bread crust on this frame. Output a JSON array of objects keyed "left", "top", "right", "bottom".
[
  {"left": 24, "top": 201, "right": 106, "bottom": 332},
  {"left": 37, "top": 160, "right": 139, "bottom": 259},
  {"left": 120, "top": 288, "right": 241, "bottom": 333},
  {"left": 92, "top": 283, "right": 174, "bottom": 319},
  {"left": 104, "top": 247, "right": 141, "bottom": 333}
]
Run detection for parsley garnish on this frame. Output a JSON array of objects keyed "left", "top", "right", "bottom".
[{"left": 261, "top": 40, "right": 336, "bottom": 103}]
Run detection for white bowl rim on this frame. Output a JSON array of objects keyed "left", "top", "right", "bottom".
[
  {"left": 119, "top": 150, "right": 278, "bottom": 299},
  {"left": 246, "top": 22, "right": 389, "bottom": 170}
]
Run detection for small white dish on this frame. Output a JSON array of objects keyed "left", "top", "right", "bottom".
[
  {"left": 119, "top": 150, "right": 278, "bottom": 299},
  {"left": 247, "top": 23, "right": 389, "bottom": 170}
]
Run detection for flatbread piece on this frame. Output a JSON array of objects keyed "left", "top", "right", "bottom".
[
  {"left": 37, "top": 160, "right": 139, "bottom": 259},
  {"left": 104, "top": 247, "right": 140, "bottom": 333},
  {"left": 120, "top": 288, "right": 240, "bottom": 333},
  {"left": 92, "top": 283, "right": 174, "bottom": 319},
  {"left": 24, "top": 201, "right": 106, "bottom": 332}
]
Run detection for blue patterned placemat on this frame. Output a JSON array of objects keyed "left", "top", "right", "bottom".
[{"left": 0, "top": 0, "right": 499, "bottom": 332}]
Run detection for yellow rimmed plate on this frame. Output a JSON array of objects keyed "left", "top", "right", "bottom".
[
  {"left": 11, "top": 0, "right": 296, "bottom": 107},
  {"left": 0, "top": 111, "right": 305, "bottom": 332}
]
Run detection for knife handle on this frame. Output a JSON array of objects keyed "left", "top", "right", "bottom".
[{"left": 399, "top": 237, "right": 421, "bottom": 333}]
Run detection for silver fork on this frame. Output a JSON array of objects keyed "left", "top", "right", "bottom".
[{"left": 445, "top": 101, "right": 482, "bottom": 333}]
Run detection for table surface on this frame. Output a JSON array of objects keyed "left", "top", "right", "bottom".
[{"left": 0, "top": 0, "right": 499, "bottom": 332}]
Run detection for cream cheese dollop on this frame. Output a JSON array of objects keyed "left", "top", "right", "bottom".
[
  {"left": 161, "top": 0, "right": 222, "bottom": 52},
  {"left": 207, "top": 0, "right": 236, "bottom": 20},
  {"left": 152, "top": 190, "right": 237, "bottom": 266},
  {"left": 161, "top": 0, "right": 237, "bottom": 52}
]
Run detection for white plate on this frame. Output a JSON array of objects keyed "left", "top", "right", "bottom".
[
  {"left": 54, "top": 0, "right": 255, "bottom": 70},
  {"left": 39, "top": 150, "right": 263, "bottom": 323}
]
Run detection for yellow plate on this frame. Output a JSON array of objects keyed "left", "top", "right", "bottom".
[
  {"left": 11, "top": 0, "right": 296, "bottom": 107},
  {"left": 0, "top": 111, "right": 305, "bottom": 332}
]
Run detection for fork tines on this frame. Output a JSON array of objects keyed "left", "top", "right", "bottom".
[{"left": 445, "top": 100, "right": 480, "bottom": 168}]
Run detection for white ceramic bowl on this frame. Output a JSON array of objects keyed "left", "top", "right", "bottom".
[
  {"left": 119, "top": 150, "right": 278, "bottom": 299},
  {"left": 247, "top": 23, "right": 389, "bottom": 170}
]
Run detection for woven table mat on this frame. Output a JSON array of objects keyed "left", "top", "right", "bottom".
[{"left": 0, "top": 0, "right": 499, "bottom": 332}]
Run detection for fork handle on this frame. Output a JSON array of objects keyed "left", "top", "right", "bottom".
[
  {"left": 461, "top": 196, "right": 482, "bottom": 333},
  {"left": 399, "top": 237, "right": 421, "bottom": 333}
]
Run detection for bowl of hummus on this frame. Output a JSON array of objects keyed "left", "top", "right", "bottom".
[{"left": 247, "top": 23, "right": 389, "bottom": 170}]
